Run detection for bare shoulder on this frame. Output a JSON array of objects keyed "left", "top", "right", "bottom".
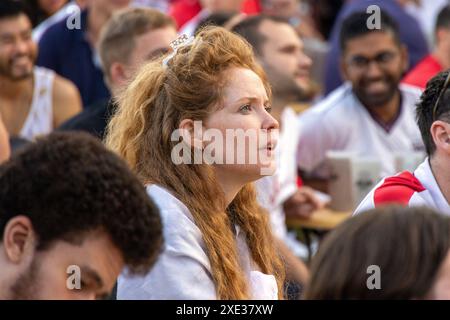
[{"left": 52, "top": 74, "right": 81, "bottom": 104}]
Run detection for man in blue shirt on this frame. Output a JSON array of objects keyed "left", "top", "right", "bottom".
[
  {"left": 324, "top": 0, "right": 429, "bottom": 96},
  {"left": 37, "top": 0, "right": 131, "bottom": 107}
]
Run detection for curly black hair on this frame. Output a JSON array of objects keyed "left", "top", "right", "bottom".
[
  {"left": 0, "top": 132, "right": 163, "bottom": 275},
  {"left": 416, "top": 70, "right": 450, "bottom": 156}
]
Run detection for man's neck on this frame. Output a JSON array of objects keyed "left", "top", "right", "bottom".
[
  {"left": 430, "top": 156, "right": 450, "bottom": 205},
  {"left": 365, "top": 91, "right": 401, "bottom": 125},
  {"left": 86, "top": 6, "right": 110, "bottom": 47},
  {"left": 0, "top": 74, "right": 33, "bottom": 101},
  {"left": 432, "top": 47, "right": 450, "bottom": 70}
]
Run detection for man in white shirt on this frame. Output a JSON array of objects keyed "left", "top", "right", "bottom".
[
  {"left": 297, "top": 10, "right": 424, "bottom": 192},
  {"left": 354, "top": 70, "right": 450, "bottom": 216},
  {"left": 232, "top": 15, "right": 323, "bottom": 294},
  {"left": 0, "top": 1, "right": 82, "bottom": 140}
]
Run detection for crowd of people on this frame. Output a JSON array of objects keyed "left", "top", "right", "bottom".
[{"left": 2, "top": 0, "right": 450, "bottom": 300}]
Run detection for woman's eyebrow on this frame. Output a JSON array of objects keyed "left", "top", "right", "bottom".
[{"left": 233, "top": 96, "right": 269, "bottom": 104}]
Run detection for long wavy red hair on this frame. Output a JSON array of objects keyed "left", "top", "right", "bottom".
[{"left": 106, "top": 27, "right": 285, "bottom": 299}]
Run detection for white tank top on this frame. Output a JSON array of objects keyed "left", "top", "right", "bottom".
[{"left": 20, "top": 66, "right": 54, "bottom": 140}]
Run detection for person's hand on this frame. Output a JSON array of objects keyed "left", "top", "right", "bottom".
[{"left": 282, "top": 186, "right": 325, "bottom": 219}]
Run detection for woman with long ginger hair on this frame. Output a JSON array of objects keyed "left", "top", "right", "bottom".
[{"left": 106, "top": 27, "right": 285, "bottom": 300}]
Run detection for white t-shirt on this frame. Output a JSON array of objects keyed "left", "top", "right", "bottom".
[
  {"left": 354, "top": 158, "right": 450, "bottom": 216},
  {"left": 297, "top": 82, "right": 424, "bottom": 179},
  {"left": 117, "top": 184, "right": 278, "bottom": 300},
  {"left": 20, "top": 66, "right": 54, "bottom": 140}
]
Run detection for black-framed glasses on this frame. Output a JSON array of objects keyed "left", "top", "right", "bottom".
[
  {"left": 347, "top": 51, "right": 397, "bottom": 70},
  {"left": 432, "top": 71, "right": 450, "bottom": 121}
]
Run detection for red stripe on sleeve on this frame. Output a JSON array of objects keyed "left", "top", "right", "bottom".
[{"left": 374, "top": 171, "right": 426, "bottom": 207}]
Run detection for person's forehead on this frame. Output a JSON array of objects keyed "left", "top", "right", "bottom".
[
  {"left": 259, "top": 19, "right": 300, "bottom": 48},
  {"left": 223, "top": 67, "right": 268, "bottom": 101},
  {"left": 0, "top": 14, "right": 32, "bottom": 35},
  {"left": 134, "top": 26, "right": 177, "bottom": 52},
  {"left": 343, "top": 31, "right": 399, "bottom": 56}
]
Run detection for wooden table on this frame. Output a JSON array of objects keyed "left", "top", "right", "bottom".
[
  {"left": 286, "top": 209, "right": 352, "bottom": 262},
  {"left": 286, "top": 208, "right": 352, "bottom": 231}
]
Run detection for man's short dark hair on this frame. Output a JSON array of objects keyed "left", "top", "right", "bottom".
[
  {"left": 0, "top": 132, "right": 163, "bottom": 275},
  {"left": 231, "top": 14, "right": 290, "bottom": 56},
  {"left": 0, "top": 0, "right": 32, "bottom": 22},
  {"left": 339, "top": 10, "right": 401, "bottom": 51},
  {"left": 194, "top": 11, "right": 238, "bottom": 36},
  {"left": 436, "top": 5, "right": 450, "bottom": 32},
  {"left": 416, "top": 70, "right": 450, "bottom": 156}
]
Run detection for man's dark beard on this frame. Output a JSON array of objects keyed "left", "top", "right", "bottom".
[
  {"left": 265, "top": 63, "right": 307, "bottom": 102},
  {"left": 9, "top": 258, "right": 40, "bottom": 300},
  {"left": 353, "top": 76, "right": 399, "bottom": 109},
  {"left": 0, "top": 55, "right": 34, "bottom": 81}
]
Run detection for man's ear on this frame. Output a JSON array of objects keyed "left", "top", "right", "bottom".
[
  {"left": 178, "top": 118, "right": 203, "bottom": 150},
  {"left": 431, "top": 121, "right": 450, "bottom": 155},
  {"left": 339, "top": 56, "right": 349, "bottom": 81},
  {"left": 400, "top": 44, "right": 409, "bottom": 73},
  {"left": 109, "top": 62, "right": 128, "bottom": 89},
  {"left": 3, "top": 216, "right": 35, "bottom": 264}
]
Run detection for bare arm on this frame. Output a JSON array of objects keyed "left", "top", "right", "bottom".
[
  {"left": 0, "top": 114, "right": 10, "bottom": 163},
  {"left": 52, "top": 75, "right": 82, "bottom": 128}
]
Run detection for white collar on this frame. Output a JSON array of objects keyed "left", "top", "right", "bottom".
[{"left": 414, "top": 158, "right": 450, "bottom": 214}]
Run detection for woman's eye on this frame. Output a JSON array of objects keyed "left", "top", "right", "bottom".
[
  {"left": 239, "top": 104, "right": 252, "bottom": 113},
  {"left": 265, "top": 105, "right": 272, "bottom": 113}
]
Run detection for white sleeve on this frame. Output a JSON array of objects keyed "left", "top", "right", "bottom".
[
  {"left": 117, "top": 249, "right": 216, "bottom": 300},
  {"left": 353, "top": 188, "right": 376, "bottom": 216},
  {"left": 117, "top": 211, "right": 217, "bottom": 300},
  {"left": 296, "top": 111, "right": 335, "bottom": 177}
]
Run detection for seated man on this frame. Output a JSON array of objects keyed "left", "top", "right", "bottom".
[
  {"left": 323, "top": 0, "right": 428, "bottom": 95},
  {"left": 0, "top": 1, "right": 82, "bottom": 141},
  {"left": 59, "top": 7, "right": 177, "bottom": 140},
  {"left": 355, "top": 70, "right": 450, "bottom": 215},
  {"left": 0, "top": 132, "right": 163, "bottom": 299},
  {"left": 297, "top": 11, "right": 424, "bottom": 193}
]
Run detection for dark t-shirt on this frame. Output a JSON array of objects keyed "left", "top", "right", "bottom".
[
  {"left": 36, "top": 10, "right": 110, "bottom": 107},
  {"left": 58, "top": 99, "right": 113, "bottom": 140}
]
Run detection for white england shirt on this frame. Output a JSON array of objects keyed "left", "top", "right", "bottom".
[
  {"left": 117, "top": 185, "right": 278, "bottom": 300},
  {"left": 354, "top": 159, "right": 450, "bottom": 215},
  {"left": 296, "top": 82, "right": 424, "bottom": 179}
]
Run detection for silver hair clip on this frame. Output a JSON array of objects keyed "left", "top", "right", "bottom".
[{"left": 162, "top": 34, "right": 195, "bottom": 68}]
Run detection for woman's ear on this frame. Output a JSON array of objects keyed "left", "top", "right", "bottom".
[
  {"left": 3, "top": 216, "right": 36, "bottom": 264},
  {"left": 430, "top": 121, "right": 450, "bottom": 155},
  {"left": 179, "top": 118, "right": 204, "bottom": 150}
]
